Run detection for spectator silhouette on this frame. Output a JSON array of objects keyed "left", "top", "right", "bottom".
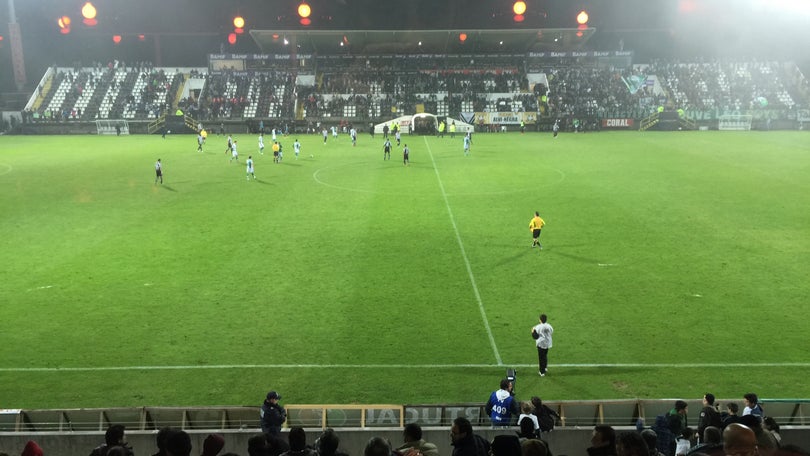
[
  {"left": 365, "top": 437, "right": 395, "bottom": 456},
  {"left": 90, "top": 424, "right": 133, "bottom": 456},
  {"left": 316, "top": 428, "right": 349, "bottom": 456},
  {"left": 451, "top": 417, "right": 489, "bottom": 456},
  {"left": 588, "top": 425, "right": 617, "bottom": 456},
  {"left": 397, "top": 423, "right": 439, "bottom": 456},
  {"left": 280, "top": 427, "right": 318, "bottom": 456},
  {"left": 166, "top": 429, "right": 193, "bottom": 456},
  {"left": 21, "top": 441, "right": 44, "bottom": 456},
  {"left": 153, "top": 427, "right": 174, "bottom": 456},
  {"left": 617, "top": 432, "right": 649, "bottom": 456},
  {"left": 722, "top": 423, "right": 757, "bottom": 456}
]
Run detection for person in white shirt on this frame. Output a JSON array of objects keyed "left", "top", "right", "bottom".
[
  {"left": 294, "top": 139, "right": 301, "bottom": 159},
  {"left": 258, "top": 133, "right": 265, "bottom": 155},
  {"left": 230, "top": 140, "right": 239, "bottom": 162},
  {"left": 531, "top": 314, "right": 553, "bottom": 376},
  {"left": 154, "top": 159, "right": 163, "bottom": 184},
  {"left": 350, "top": 127, "right": 357, "bottom": 146},
  {"left": 517, "top": 402, "right": 540, "bottom": 434},
  {"left": 246, "top": 155, "right": 255, "bottom": 180}
]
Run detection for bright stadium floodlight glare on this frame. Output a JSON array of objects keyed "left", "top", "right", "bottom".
[
  {"left": 513, "top": 1, "right": 526, "bottom": 15},
  {"left": 82, "top": 2, "right": 97, "bottom": 26},
  {"left": 298, "top": 2, "right": 311, "bottom": 18},
  {"left": 233, "top": 16, "right": 245, "bottom": 29},
  {"left": 577, "top": 10, "right": 589, "bottom": 25}
]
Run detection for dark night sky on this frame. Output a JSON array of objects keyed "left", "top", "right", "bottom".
[{"left": 1, "top": 0, "right": 809, "bottom": 91}]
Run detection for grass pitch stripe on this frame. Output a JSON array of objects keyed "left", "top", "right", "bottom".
[
  {"left": 4, "top": 362, "right": 810, "bottom": 372},
  {"left": 423, "top": 137, "right": 503, "bottom": 365}
]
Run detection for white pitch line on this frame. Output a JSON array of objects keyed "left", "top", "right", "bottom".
[
  {"left": 3, "top": 362, "right": 810, "bottom": 372},
  {"left": 424, "top": 137, "right": 502, "bottom": 365}
]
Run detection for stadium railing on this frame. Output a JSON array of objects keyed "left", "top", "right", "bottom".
[{"left": 2, "top": 399, "right": 807, "bottom": 432}]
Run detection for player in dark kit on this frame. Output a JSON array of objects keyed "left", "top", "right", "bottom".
[{"left": 403, "top": 144, "right": 410, "bottom": 166}]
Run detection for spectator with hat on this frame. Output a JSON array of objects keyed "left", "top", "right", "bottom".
[
  {"left": 261, "top": 390, "right": 287, "bottom": 436},
  {"left": 21, "top": 440, "right": 44, "bottom": 456},
  {"left": 202, "top": 434, "right": 225, "bottom": 456}
]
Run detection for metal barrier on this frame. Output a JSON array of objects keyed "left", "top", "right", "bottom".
[{"left": 1, "top": 399, "right": 807, "bottom": 432}]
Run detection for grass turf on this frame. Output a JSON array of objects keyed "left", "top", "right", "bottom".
[{"left": 0, "top": 130, "right": 808, "bottom": 408}]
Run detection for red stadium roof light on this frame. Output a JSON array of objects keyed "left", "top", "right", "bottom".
[
  {"left": 513, "top": 14, "right": 525, "bottom": 22},
  {"left": 228, "top": 33, "right": 237, "bottom": 45},
  {"left": 299, "top": 17, "right": 311, "bottom": 26},
  {"left": 235, "top": 28, "right": 244, "bottom": 35},
  {"left": 459, "top": 33, "right": 467, "bottom": 42},
  {"left": 112, "top": 35, "right": 122, "bottom": 44},
  {"left": 138, "top": 34, "right": 146, "bottom": 41}
]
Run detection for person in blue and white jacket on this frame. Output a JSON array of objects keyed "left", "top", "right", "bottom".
[{"left": 485, "top": 378, "right": 519, "bottom": 427}]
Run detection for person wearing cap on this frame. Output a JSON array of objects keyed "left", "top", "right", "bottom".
[
  {"left": 261, "top": 390, "right": 287, "bottom": 436},
  {"left": 202, "top": 433, "right": 225, "bottom": 456}
]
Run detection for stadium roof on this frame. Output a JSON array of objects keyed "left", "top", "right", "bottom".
[{"left": 248, "top": 28, "right": 596, "bottom": 55}]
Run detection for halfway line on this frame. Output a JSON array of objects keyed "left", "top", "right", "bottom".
[{"left": 423, "top": 137, "right": 502, "bottom": 365}]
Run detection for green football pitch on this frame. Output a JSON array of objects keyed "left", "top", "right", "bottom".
[{"left": 0, "top": 130, "right": 808, "bottom": 409}]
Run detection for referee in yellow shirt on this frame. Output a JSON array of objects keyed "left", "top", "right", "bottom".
[{"left": 529, "top": 211, "right": 545, "bottom": 249}]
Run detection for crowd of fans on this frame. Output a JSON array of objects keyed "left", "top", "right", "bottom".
[
  {"left": 17, "top": 57, "right": 808, "bottom": 127},
  {"left": 6, "top": 388, "right": 808, "bottom": 456}
]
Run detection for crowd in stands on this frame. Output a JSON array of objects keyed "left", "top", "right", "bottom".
[
  {"left": 7, "top": 388, "right": 808, "bottom": 456},
  {"left": 649, "top": 60, "right": 798, "bottom": 116},
  {"left": 18, "top": 58, "right": 808, "bottom": 127}
]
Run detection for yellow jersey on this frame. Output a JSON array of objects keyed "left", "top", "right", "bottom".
[{"left": 529, "top": 216, "right": 545, "bottom": 231}]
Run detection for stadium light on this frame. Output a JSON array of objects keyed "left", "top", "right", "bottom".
[
  {"left": 228, "top": 33, "right": 237, "bottom": 45},
  {"left": 233, "top": 16, "right": 245, "bottom": 29},
  {"left": 577, "top": 10, "right": 589, "bottom": 25},
  {"left": 513, "top": 0, "right": 526, "bottom": 22},
  {"left": 459, "top": 32, "right": 467, "bottom": 42},
  {"left": 82, "top": 2, "right": 97, "bottom": 26},
  {"left": 58, "top": 16, "right": 72, "bottom": 34},
  {"left": 298, "top": 2, "right": 312, "bottom": 25},
  {"left": 138, "top": 34, "right": 146, "bottom": 41},
  {"left": 112, "top": 35, "right": 122, "bottom": 44}
]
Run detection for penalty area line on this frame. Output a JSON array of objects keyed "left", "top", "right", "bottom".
[{"left": 2, "top": 362, "right": 810, "bottom": 372}]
